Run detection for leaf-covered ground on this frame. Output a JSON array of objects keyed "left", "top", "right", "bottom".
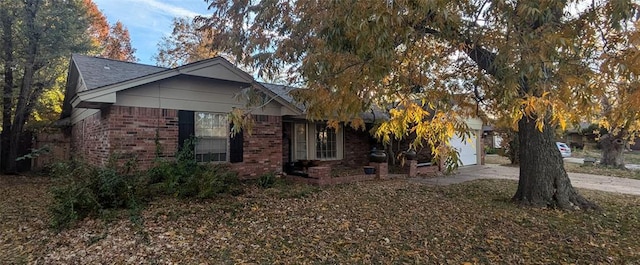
[{"left": 2, "top": 175, "right": 639, "bottom": 264}]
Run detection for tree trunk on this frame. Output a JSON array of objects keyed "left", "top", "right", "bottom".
[
  {"left": 512, "top": 116, "right": 598, "bottom": 210},
  {"left": 506, "top": 131, "right": 519, "bottom": 165},
  {"left": 5, "top": 0, "right": 41, "bottom": 173},
  {"left": 1, "top": 7, "right": 14, "bottom": 172},
  {"left": 599, "top": 133, "right": 626, "bottom": 168}
]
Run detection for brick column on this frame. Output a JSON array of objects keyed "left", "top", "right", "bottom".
[
  {"left": 408, "top": 160, "right": 418, "bottom": 177},
  {"left": 370, "top": 162, "right": 388, "bottom": 180},
  {"left": 308, "top": 166, "right": 331, "bottom": 185}
]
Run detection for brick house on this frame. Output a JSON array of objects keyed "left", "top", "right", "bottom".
[{"left": 60, "top": 54, "right": 381, "bottom": 178}]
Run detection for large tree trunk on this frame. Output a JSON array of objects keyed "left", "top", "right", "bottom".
[
  {"left": 6, "top": 66, "right": 36, "bottom": 173},
  {"left": 513, "top": 116, "right": 598, "bottom": 210},
  {"left": 5, "top": 0, "right": 41, "bottom": 173},
  {"left": 0, "top": 7, "right": 14, "bottom": 172},
  {"left": 599, "top": 133, "right": 626, "bottom": 168}
]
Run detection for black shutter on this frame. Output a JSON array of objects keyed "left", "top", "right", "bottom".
[
  {"left": 178, "top": 110, "right": 194, "bottom": 150},
  {"left": 230, "top": 127, "right": 243, "bottom": 163}
]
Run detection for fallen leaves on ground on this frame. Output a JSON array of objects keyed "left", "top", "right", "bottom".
[{"left": 1, "top": 175, "right": 639, "bottom": 264}]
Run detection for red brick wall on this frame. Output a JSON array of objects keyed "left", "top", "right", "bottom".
[
  {"left": 73, "top": 107, "right": 283, "bottom": 177},
  {"left": 397, "top": 135, "right": 434, "bottom": 163},
  {"left": 320, "top": 126, "right": 372, "bottom": 168},
  {"left": 231, "top": 115, "right": 283, "bottom": 178},
  {"left": 342, "top": 126, "right": 372, "bottom": 166},
  {"left": 33, "top": 130, "right": 71, "bottom": 170},
  {"left": 71, "top": 110, "right": 110, "bottom": 166},
  {"left": 71, "top": 106, "right": 179, "bottom": 170},
  {"left": 107, "top": 106, "right": 178, "bottom": 170}
]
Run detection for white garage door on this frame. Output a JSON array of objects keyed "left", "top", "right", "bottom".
[{"left": 450, "top": 133, "right": 477, "bottom": 166}]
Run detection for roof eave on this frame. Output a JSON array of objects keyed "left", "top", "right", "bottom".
[{"left": 253, "top": 82, "right": 304, "bottom": 116}]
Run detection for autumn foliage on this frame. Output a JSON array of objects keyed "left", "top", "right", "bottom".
[{"left": 197, "top": 0, "right": 638, "bottom": 209}]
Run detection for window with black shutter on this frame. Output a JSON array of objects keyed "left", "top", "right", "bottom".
[
  {"left": 229, "top": 128, "right": 243, "bottom": 163},
  {"left": 179, "top": 110, "right": 239, "bottom": 163},
  {"left": 178, "top": 110, "right": 194, "bottom": 150}
]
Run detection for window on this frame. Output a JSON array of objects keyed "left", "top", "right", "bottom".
[
  {"left": 292, "top": 122, "right": 343, "bottom": 160},
  {"left": 194, "top": 112, "right": 228, "bottom": 162},
  {"left": 316, "top": 124, "right": 337, "bottom": 159},
  {"left": 294, "top": 123, "right": 307, "bottom": 160}
]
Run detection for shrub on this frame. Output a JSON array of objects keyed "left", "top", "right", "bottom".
[
  {"left": 147, "top": 138, "right": 243, "bottom": 198},
  {"left": 49, "top": 161, "right": 144, "bottom": 230},
  {"left": 50, "top": 176, "right": 99, "bottom": 229},
  {"left": 49, "top": 139, "right": 243, "bottom": 229},
  {"left": 257, "top": 172, "right": 277, "bottom": 188},
  {"left": 147, "top": 138, "right": 200, "bottom": 196},
  {"left": 484, "top": 146, "right": 497, "bottom": 155},
  {"left": 196, "top": 164, "right": 242, "bottom": 198},
  {"left": 150, "top": 162, "right": 243, "bottom": 199}
]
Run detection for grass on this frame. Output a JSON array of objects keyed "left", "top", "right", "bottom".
[
  {"left": 485, "top": 153, "right": 640, "bottom": 180},
  {"left": 572, "top": 148, "right": 640, "bottom": 164},
  {"left": 564, "top": 163, "right": 640, "bottom": 180},
  {"left": 484, "top": 154, "right": 511, "bottom": 165},
  {"left": 1, "top": 174, "right": 639, "bottom": 264}
]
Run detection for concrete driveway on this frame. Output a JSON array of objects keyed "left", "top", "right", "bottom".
[{"left": 409, "top": 164, "right": 640, "bottom": 196}]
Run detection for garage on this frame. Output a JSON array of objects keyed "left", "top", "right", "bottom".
[{"left": 450, "top": 132, "right": 478, "bottom": 166}]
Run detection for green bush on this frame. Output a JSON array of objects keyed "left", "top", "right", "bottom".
[
  {"left": 147, "top": 138, "right": 200, "bottom": 196},
  {"left": 196, "top": 164, "right": 242, "bottom": 198},
  {"left": 484, "top": 146, "right": 497, "bottom": 155},
  {"left": 148, "top": 162, "right": 242, "bottom": 198},
  {"left": 257, "top": 172, "right": 277, "bottom": 188},
  {"left": 49, "top": 176, "right": 99, "bottom": 229},
  {"left": 146, "top": 159, "right": 198, "bottom": 196},
  {"left": 49, "top": 139, "right": 243, "bottom": 230},
  {"left": 49, "top": 161, "right": 144, "bottom": 230},
  {"left": 147, "top": 138, "right": 242, "bottom": 198}
]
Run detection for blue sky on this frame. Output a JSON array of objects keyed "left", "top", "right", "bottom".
[{"left": 93, "top": 0, "right": 212, "bottom": 65}]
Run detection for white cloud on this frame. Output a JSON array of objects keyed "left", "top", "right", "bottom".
[
  {"left": 92, "top": 0, "right": 210, "bottom": 64},
  {"left": 137, "top": 0, "right": 204, "bottom": 18}
]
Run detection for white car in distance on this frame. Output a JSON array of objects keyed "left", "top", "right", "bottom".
[{"left": 556, "top": 142, "right": 572, "bottom": 158}]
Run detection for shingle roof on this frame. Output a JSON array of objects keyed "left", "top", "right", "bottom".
[
  {"left": 72, "top": 54, "right": 167, "bottom": 90},
  {"left": 69, "top": 55, "right": 385, "bottom": 121},
  {"left": 260, "top": 82, "right": 304, "bottom": 111},
  {"left": 260, "top": 82, "right": 388, "bottom": 121}
]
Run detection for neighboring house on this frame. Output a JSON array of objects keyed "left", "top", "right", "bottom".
[
  {"left": 454, "top": 118, "right": 483, "bottom": 166},
  {"left": 60, "top": 54, "right": 483, "bottom": 178},
  {"left": 482, "top": 125, "right": 503, "bottom": 150},
  {"left": 559, "top": 122, "right": 598, "bottom": 150}
]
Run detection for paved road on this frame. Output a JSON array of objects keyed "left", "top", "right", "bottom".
[{"left": 409, "top": 164, "right": 640, "bottom": 196}]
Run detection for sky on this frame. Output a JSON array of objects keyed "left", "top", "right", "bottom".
[{"left": 93, "top": 0, "right": 212, "bottom": 66}]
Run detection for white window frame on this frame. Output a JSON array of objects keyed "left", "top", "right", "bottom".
[
  {"left": 292, "top": 122, "right": 344, "bottom": 161},
  {"left": 293, "top": 123, "right": 308, "bottom": 160},
  {"left": 194, "top": 112, "right": 229, "bottom": 163}
]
